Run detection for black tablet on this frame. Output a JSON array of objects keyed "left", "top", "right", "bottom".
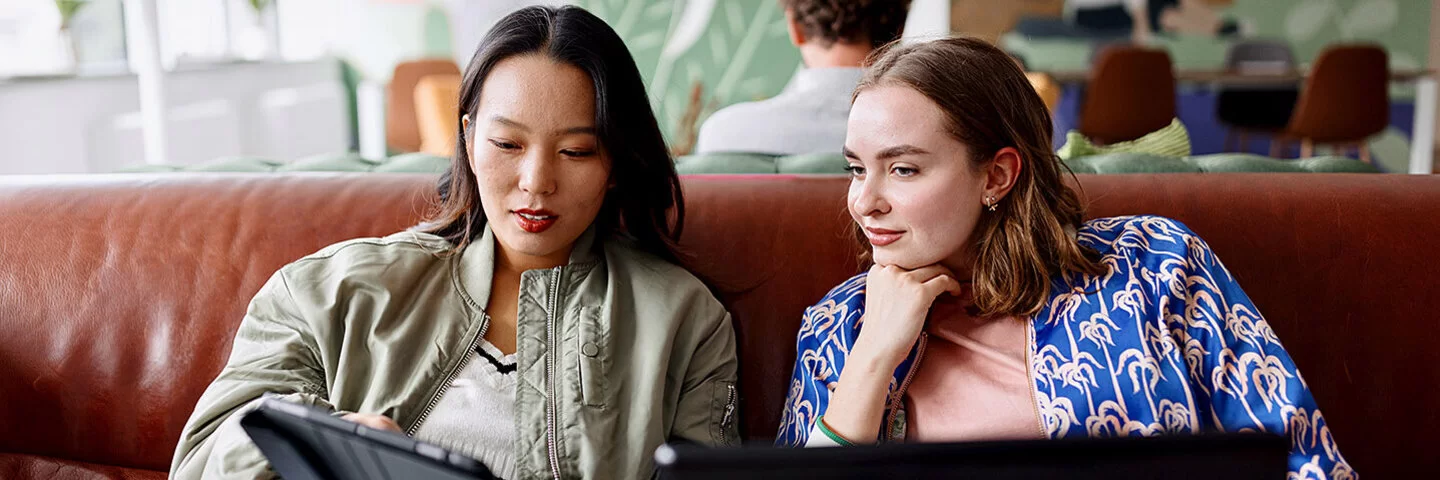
[{"left": 241, "top": 397, "right": 496, "bottom": 480}]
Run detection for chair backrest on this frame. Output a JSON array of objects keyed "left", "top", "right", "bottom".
[
  {"left": 1078, "top": 45, "right": 1177, "bottom": 145},
  {"left": 1224, "top": 39, "right": 1296, "bottom": 73},
  {"left": 1285, "top": 44, "right": 1389, "bottom": 142},
  {"left": 387, "top": 59, "right": 461, "bottom": 153},
  {"left": 1026, "top": 72, "right": 1062, "bottom": 111},
  {"left": 414, "top": 74, "right": 463, "bottom": 158}
]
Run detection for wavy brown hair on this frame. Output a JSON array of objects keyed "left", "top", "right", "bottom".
[
  {"left": 854, "top": 37, "right": 1107, "bottom": 317},
  {"left": 782, "top": 0, "right": 912, "bottom": 49},
  {"left": 418, "top": 5, "right": 684, "bottom": 262}
]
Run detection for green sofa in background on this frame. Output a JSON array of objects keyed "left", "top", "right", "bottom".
[
  {"left": 674, "top": 151, "right": 1383, "bottom": 175},
  {"left": 119, "top": 150, "right": 1381, "bottom": 175},
  {"left": 117, "top": 152, "right": 452, "bottom": 174},
  {"left": 1063, "top": 152, "right": 1382, "bottom": 174}
]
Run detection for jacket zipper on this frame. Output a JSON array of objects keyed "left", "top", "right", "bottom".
[
  {"left": 883, "top": 332, "right": 927, "bottom": 442},
  {"left": 720, "top": 383, "right": 737, "bottom": 445},
  {"left": 1024, "top": 319, "right": 1046, "bottom": 438},
  {"left": 406, "top": 313, "right": 490, "bottom": 436},
  {"left": 545, "top": 266, "right": 564, "bottom": 479}
]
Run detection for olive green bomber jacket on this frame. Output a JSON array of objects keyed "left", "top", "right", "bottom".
[{"left": 170, "top": 226, "right": 739, "bottom": 479}]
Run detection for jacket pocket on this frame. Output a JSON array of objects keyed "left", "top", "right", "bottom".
[{"left": 576, "top": 306, "right": 608, "bottom": 408}]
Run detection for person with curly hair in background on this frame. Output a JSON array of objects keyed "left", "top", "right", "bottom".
[{"left": 695, "top": 0, "right": 911, "bottom": 156}]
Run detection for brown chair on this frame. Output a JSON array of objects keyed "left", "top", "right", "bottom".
[
  {"left": 387, "top": 59, "right": 461, "bottom": 153},
  {"left": 1271, "top": 45, "right": 1389, "bottom": 163},
  {"left": 414, "top": 73, "right": 463, "bottom": 157},
  {"left": 1078, "top": 45, "right": 1177, "bottom": 145}
]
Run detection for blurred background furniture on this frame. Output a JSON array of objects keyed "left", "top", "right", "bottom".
[
  {"left": 116, "top": 150, "right": 1380, "bottom": 175},
  {"left": 1078, "top": 45, "right": 1177, "bottom": 145},
  {"left": 1042, "top": 58, "right": 1435, "bottom": 173},
  {"left": 414, "top": 73, "right": 463, "bottom": 158},
  {"left": 1271, "top": 44, "right": 1390, "bottom": 163},
  {"left": 1215, "top": 40, "right": 1299, "bottom": 153},
  {"left": 386, "top": 59, "right": 460, "bottom": 153},
  {"left": 670, "top": 151, "right": 1378, "bottom": 175},
  {"left": 1026, "top": 72, "right": 1063, "bottom": 111},
  {"left": 116, "top": 152, "right": 450, "bottom": 174}
]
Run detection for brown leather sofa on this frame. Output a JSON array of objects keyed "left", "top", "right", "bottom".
[{"left": 2, "top": 173, "right": 1435, "bottom": 478}]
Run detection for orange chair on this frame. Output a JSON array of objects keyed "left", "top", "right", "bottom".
[
  {"left": 1026, "top": 72, "right": 1062, "bottom": 112},
  {"left": 387, "top": 59, "right": 461, "bottom": 153},
  {"left": 415, "top": 73, "right": 463, "bottom": 158},
  {"left": 1271, "top": 45, "right": 1389, "bottom": 163},
  {"left": 1077, "top": 45, "right": 1177, "bottom": 145}
]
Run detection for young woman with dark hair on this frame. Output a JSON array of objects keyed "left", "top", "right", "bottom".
[
  {"left": 171, "top": 6, "right": 737, "bottom": 479},
  {"left": 776, "top": 37, "right": 1353, "bottom": 479}
]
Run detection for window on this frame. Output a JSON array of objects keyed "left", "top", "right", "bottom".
[
  {"left": 157, "top": 0, "right": 229, "bottom": 67},
  {"left": 158, "top": 0, "right": 327, "bottom": 65},
  {"left": 1, "top": 0, "right": 349, "bottom": 78},
  {"left": 275, "top": 0, "right": 338, "bottom": 61},
  {"left": 0, "top": 0, "right": 127, "bottom": 77}
]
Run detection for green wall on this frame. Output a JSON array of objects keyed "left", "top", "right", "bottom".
[
  {"left": 1004, "top": 0, "right": 1431, "bottom": 76},
  {"left": 572, "top": 0, "right": 801, "bottom": 141},
  {"left": 1232, "top": 0, "right": 1429, "bottom": 70}
]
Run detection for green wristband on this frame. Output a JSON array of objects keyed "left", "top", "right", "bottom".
[{"left": 816, "top": 416, "right": 856, "bottom": 446}]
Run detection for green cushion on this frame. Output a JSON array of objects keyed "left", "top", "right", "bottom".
[
  {"left": 275, "top": 152, "right": 377, "bottom": 172},
  {"left": 1189, "top": 153, "right": 1302, "bottom": 173},
  {"left": 115, "top": 148, "right": 1384, "bottom": 175},
  {"left": 188, "top": 157, "right": 281, "bottom": 172},
  {"left": 1294, "top": 155, "right": 1383, "bottom": 173},
  {"left": 675, "top": 153, "right": 777, "bottom": 174},
  {"left": 1060, "top": 155, "right": 1098, "bottom": 174},
  {"left": 1188, "top": 154, "right": 1381, "bottom": 173},
  {"left": 1058, "top": 118, "right": 1192, "bottom": 160},
  {"left": 115, "top": 164, "right": 185, "bottom": 173},
  {"left": 1067, "top": 152, "right": 1202, "bottom": 174},
  {"left": 776, "top": 152, "right": 847, "bottom": 174},
  {"left": 375, "top": 153, "right": 451, "bottom": 173}
]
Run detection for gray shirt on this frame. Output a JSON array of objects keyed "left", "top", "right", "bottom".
[{"left": 695, "top": 67, "right": 864, "bottom": 156}]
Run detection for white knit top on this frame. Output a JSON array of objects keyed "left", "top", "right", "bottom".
[{"left": 412, "top": 338, "right": 517, "bottom": 479}]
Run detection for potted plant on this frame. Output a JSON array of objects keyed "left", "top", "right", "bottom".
[
  {"left": 55, "top": 0, "right": 89, "bottom": 70},
  {"left": 247, "top": 0, "right": 273, "bottom": 15}
]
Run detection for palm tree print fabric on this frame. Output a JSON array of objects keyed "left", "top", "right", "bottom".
[{"left": 777, "top": 215, "right": 1355, "bottom": 479}]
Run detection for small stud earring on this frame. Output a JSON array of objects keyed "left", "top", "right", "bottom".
[{"left": 984, "top": 195, "right": 998, "bottom": 212}]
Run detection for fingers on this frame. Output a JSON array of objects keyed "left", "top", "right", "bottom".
[
  {"left": 904, "top": 264, "right": 957, "bottom": 284},
  {"left": 871, "top": 263, "right": 963, "bottom": 298},
  {"left": 921, "top": 273, "right": 964, "bottom": 298},
  {"left": 343, "top": 413, "right": 403, "bottom": 433}
]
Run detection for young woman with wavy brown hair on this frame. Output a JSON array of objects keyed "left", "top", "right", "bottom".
[{"left": 776, "top": 37, "right": 1353, "bottom": 479}]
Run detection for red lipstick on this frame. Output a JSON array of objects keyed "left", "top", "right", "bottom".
[
  {"left": 514, "top": 209, "right": 558, "bottom": 233},
  {"left": 864, "top": 227, "right": 903, "bottom": 246}
]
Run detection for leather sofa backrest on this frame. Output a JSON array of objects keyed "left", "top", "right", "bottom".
[
  {"left": 1, "top": 173, "right": 1434, "bottom": 478},
  {"left": 0, "top": 175, "right": 435, "bottom": 470}
]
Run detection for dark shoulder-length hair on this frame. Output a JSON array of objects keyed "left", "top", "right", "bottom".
[{"left": 420, "top": 5, "right": 684, "bottom": 262}]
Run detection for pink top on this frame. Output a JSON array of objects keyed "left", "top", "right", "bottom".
[{"left": 903, "top": 294, "right": 1043, "bottom": 443}]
